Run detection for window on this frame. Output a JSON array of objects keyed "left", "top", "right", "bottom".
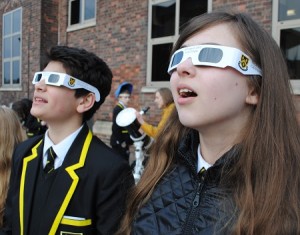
[
  {"left": 273, "top": 0, "right": 300, "bottom": 93},
  {"left": 146, "top": 0, "right": 210, "bottom": 88},
  {"left": 2, "top": 8, "right": 22, "bottom": 88},
  {"left": 68, "top": 0, "right": 96, "bottom": 31}
]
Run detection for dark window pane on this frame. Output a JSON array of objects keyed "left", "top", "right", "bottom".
[
  {"left": 13, "top": 60, "right": 20, "bottom": 84},
  {"left": 12, "top": 9, "right": 21, "bottom": 33},
  {"left": 279, "top": 0, "right": 300, "bottom": 21},
  {"left": 152, "top": 0, "right": 175, "bottom": 38},
  {"left": 12, "top": 34, "right": 21, "bottom": 57},
  {"left": 180, "top": 0, "right": 207, "bottom": 29},
  {"left": 4, "top": 38, "right": 11, "bottom": 58},
  {"left": 280, "top": 28, "right": 300, "bottom": 79},
  {"left": 70, "top": 0, "right": 80, "bottom": 25},
  {"left": 85, "top": 0, "right": 95, "bottom": 20},
  {"left": 4, "top": 62, "right": 10, "bottom": 84},
  {"left": 3, "top": 14, "right": 11, "bottom": 36},
  {"left": 152, "top": 43, "right": 173, "bottom": 82}
]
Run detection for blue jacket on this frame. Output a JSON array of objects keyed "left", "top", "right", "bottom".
[{"left": 132, "top": 130, "right": 238, "bottom": 234}]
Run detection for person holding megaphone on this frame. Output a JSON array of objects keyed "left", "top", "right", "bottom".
[{"left": 135, "top": 87, "right": 175, "bottom": 139}]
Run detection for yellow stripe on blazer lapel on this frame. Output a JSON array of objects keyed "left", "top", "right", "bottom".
[
  {"left": 19, "top": 139, "right": 43, "bottom": 235},
  {"left": 49, "top": 130, "right": 93, "bottom": 234}
]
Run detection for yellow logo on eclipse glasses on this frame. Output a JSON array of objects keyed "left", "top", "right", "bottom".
[
  {"left": 68, "top": 77, "right": 76, "bottom": 87},
  {"left": 238, "top": 54, "right": 249, "bottom": 71}
]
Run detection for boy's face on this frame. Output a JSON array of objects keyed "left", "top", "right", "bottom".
[
  {"left": 118, "top": 92, "right": 131, "bottom": 106},
  {"left": 31, "top": 61, "right": 80, "bottom": 125}
]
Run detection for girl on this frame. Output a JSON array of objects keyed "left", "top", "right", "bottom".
[{"left": 118, "top": 11, "right": 300, "bottom": 235}]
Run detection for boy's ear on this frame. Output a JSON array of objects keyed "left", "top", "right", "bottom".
[
  {"left": 76, "top": 93, "right": 95, "bottom": 113},
  {"left": 245, "top": 86, "right": 259, "bottom": 105}
]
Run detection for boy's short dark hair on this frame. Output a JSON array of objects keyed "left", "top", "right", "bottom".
[{"left": 45, "top": 45, "right": 113, "bottom": 122}]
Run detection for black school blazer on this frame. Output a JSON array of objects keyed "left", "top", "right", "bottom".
[{"left": 1, "top": 124, "right": 134, "bottom": 235}]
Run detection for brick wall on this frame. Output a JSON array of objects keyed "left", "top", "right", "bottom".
[
  {"left": 213, "top": 0, "right": 273, "bottom": 32},
  {"left": 58, "top": 0, "right": 149, "bottom": 121},
  {"left": 0, "top": 0, "right": 58, "bottom": 106},
  {"left": 58, "top": 0, "right": 155, "bottom": 142}
]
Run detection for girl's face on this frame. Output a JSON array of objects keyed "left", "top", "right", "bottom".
[
  {"left": 154, "top": 91, "right": 164, "bottom": 109},
  {"left": 170, "top": 23, "right": 258, "bottom": 133}
]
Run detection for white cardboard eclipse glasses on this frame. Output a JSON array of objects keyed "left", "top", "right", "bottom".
[
  {"left": 32, "top": 72, "right": 100, "bottom": 102},
  {"left": 168, "top": 44, "right": 262, "bottom": 76}
]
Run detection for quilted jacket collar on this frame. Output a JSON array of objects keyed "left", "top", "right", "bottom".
[{"left": 177, "top": 129, "right": 240, "bottom": 181}]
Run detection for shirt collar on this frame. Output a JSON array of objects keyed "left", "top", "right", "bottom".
[
  {"left": 118, "top": 101, "right": 126, "bottom": 108},
  {"left": 197, "top": 144, "right": 212, "bottom": 172},
  {"left": 43, "top": 125, "right": 83, "bottom": 162}
]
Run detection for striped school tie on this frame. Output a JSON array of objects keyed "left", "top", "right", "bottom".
[
  {"left": 44, "top": 147, "right": 57, "bottom": 174},
  {"left": 198, "top": 167, "right": 206, "bottom": 180}
]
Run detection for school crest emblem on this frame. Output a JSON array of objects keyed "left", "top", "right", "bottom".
[
  {"left": 238, "top": 54, "right": 249, "bottom": 71},
  {"left": 68, "top": 77, "right": 76, "bottom": 87}
]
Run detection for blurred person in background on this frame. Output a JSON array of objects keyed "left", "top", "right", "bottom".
[
  {"left": 135, "top": 87, "right": 174, "bottom": 138},
  {"left": 110, "top": 82, "right": 134, "bottom": 162},
  {"left": 12, "top": 98, "right": 47, "bottom": 138},
  {"left": 0, "top": 107, "right": 27, "bottom": 228}
]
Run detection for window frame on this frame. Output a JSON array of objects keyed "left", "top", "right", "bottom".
[
  {"left": 144, "top": 0, "right": 212, "bottom": 91},
  {"left": 272, "top": 0, "right": 300, "bottom": 94},
  {"left": 67, "top": 0, "right": 96, "bottom": 32},
  {"left": 1, "top": 7, "right": 22, "bottom": 90}
]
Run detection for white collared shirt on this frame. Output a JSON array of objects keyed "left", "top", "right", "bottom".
[
  {"left": 118, "top": 101, "right": 127, "bottom": 108},
  {"left": 197, "top": 144, "right": 212, "bottom": 172},
  {"left": 43, "top": 126, "right": 83, "bottom": 169}
]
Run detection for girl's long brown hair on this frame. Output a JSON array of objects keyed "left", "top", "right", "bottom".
[
  {"left": 117, "top": 12, "right": 300, "bottom": 235},
  {"left": 0, "top": 107, "right": 27, "bottom": 227}
]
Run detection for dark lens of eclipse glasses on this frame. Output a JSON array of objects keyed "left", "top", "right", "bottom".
[
  {"left": 35, "top": 73, "right": 43, "bottom": 82},
  {"left": 198, "top": 48, "right": 223, "bottom": 63},
  {"left": 48, "top": 74, "right": 60, "bottom": 83},
  {"left": 171, "top": 51, "right": 184, "bottom": 67}
]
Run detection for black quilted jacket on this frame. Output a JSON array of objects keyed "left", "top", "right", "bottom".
[{"left": 132, "top": 130, "right": 239, "bottom": 235}]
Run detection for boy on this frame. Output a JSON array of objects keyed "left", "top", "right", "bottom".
[
  {"left": 110, "top": 82, "right": 134, "bottom": 162},
  {"left": 1, "top": 46, "right": 134, "bottom": 235}
]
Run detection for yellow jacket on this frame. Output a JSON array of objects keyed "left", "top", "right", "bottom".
[{"left": 141, "top": 103, "right": 175, "bottom": 138}]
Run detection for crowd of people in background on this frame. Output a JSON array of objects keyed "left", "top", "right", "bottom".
[{"left": 1, "top": 10, "right": 300, "bottom": 235}]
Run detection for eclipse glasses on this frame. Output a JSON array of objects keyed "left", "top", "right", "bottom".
[
  {"left": 167, "top": 44, "right": 262, "bottom": 76},
  {"left": 32, "top": 72, "right": 100, "bottom": 102}
]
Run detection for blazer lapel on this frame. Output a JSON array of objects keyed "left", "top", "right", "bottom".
[
  {"left": 20, "top": 139, "right": 43, "bottom": 235},
  {"left": 40, "top": 125, "right": 93, "bottom": 234}
]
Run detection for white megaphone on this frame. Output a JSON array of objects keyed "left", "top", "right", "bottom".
[{"left": 116, "top": 107, "right": 152, "bottom": 183}]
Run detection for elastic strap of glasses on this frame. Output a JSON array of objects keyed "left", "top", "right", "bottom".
[{"left": 65, "top": 78, "right": 101, "bottom": 102}]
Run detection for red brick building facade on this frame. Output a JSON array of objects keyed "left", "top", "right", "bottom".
[{"left": 0, "top": 0, "right": 299, "bottom": 143}]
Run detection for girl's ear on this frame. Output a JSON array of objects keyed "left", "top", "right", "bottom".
[
  {"left": 77, "top": 93, "right": 95, "bottom": 113},
  {"left": 246, "top": 87, "right": 259, "bottom": 105}
]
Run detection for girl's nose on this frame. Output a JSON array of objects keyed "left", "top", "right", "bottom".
[{"left": 175, "top": 58, "right": 196, "bottom": 77}]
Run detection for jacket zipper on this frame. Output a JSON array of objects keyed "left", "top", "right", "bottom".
[{"left": 182, "top": 180, "right": 204, "bottom": 235}]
